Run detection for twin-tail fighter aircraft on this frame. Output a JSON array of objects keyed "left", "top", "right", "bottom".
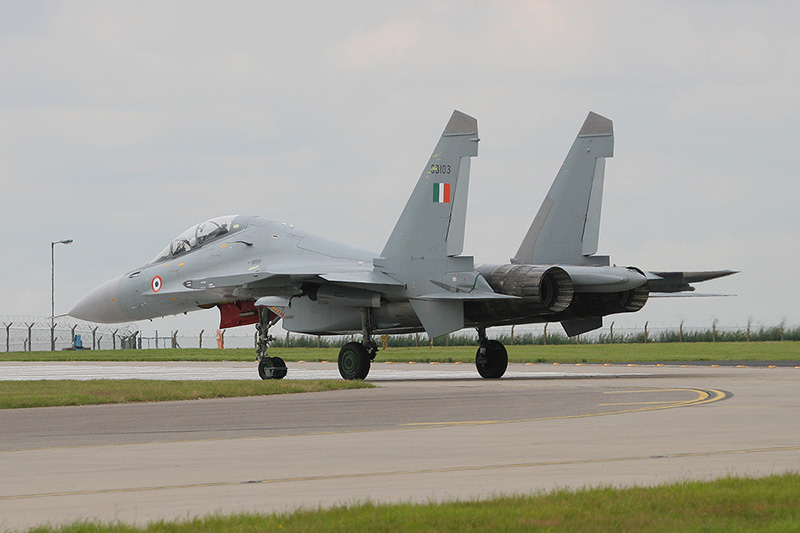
[{"left": 69, "top": 111, "right": 734, "bottom": 380}]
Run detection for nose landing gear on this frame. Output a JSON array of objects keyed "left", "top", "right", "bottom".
[{"left": 256, "top": 307, "right": 287, "bottom": 380}]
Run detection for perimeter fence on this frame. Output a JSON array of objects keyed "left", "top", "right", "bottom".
[{"left": 1, "top": 316, "right": 798, "bottom": 353}]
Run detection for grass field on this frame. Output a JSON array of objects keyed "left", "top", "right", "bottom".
[
  {"left": 28, "top": 474, "right": 800, "bottom": 532},
  {"left": 3, "top": 341, "right": 799, "bottom": 363},
  {"left": 0, "top": 379, "right": 373, "bottom": 409}
]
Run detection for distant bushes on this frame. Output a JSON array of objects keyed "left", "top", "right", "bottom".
[{"left": 278, "top": 323, "right": 800, "bottom": 348}]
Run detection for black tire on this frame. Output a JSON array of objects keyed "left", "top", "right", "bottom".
[
  {"left": 476, "top": 340, "right": 508, "bottom": 379},
  {"left": 258, "top": 357, "right": 286, "bottom": 380},
  {"left": 257, "top": 357, "right": 272, "bottom": 380},
  {"left": 271, "top": 356, "right": 287, "bottom": 379},
  {"left": 338, "top": 342, "right": 371, "bottom": 380}
]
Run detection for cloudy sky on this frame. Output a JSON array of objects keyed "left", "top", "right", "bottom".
[{"left": 2, "top": 1, "right": 798, "bottom": 337}]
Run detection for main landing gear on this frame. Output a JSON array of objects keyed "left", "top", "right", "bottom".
[
  {"left": 337, "top": 308, "right": 377, "bottom": 380},
  {"left": 475, "top": 327, "right": 508, "bottom": 379},
  {"left": 256, "top": 307, "right": 287, "bottom": 380}
]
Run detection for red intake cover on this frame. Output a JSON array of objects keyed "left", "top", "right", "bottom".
[{"left": 217, "top": 301, "right": 267, "bottom": 329}]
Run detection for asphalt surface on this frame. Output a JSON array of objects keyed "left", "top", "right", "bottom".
[
  {"left": 1, "top": 362, "right": 798, "bottom": 530},
  {"left": 617, "top": 360, "right": 800, "bottom": 368}
]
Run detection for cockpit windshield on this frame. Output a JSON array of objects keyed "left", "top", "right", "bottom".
[{"left": 150, "top": 215, "right": 242, "bottom": 264}]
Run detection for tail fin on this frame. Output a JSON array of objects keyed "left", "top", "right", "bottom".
[
  {"left": 513, "top": 112, "right": 614, "bottom": 266},
  {"left": 374, "top": 110, "right": 480, "bottom": 338},
  {"left": 379, "top": 110, "right": 479, "bottom": 261}
]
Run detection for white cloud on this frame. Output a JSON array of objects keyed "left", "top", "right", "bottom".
[{"left": 338, "top": 19, "right": 423, "bottom": 70}]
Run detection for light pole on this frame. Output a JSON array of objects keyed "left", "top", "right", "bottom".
[{"left": 51, "top": 239, "right": 73, "bottom": 351}]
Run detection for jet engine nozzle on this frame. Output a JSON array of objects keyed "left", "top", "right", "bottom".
[
  {"left": 569, "top": 284, "right": 649, "bottom": 317},
  {"left": 479, "top": 264, "right": 573, "bottom": 313}
]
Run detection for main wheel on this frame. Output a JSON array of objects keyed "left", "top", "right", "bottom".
[
  {"left": 475, "top": 340, "right": 508, "bottom": 379},
  {"left": 338, "top": 342, "right": 371, "bottom": 380}
]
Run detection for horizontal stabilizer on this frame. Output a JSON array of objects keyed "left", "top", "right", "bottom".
[
  {"left": 648, "top": 293, "right": 736, "bottom": 298},
  {"left": 647, "top": 270, "right": 737, "bottom": 293},
  {"left": 679, "top": 270, "right": 738, "bottom": 283}
]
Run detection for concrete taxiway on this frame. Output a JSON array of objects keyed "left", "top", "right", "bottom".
[{"left": 1, "top": 362, "right": 798, "bottom": 531}]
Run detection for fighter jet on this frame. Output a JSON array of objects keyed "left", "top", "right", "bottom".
[{"left": 69, "top": 111, "right": 734, "bottom": 380}]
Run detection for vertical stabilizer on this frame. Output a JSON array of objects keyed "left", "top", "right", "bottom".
[
  {"left": 375, "top": 110, "right": 480, "bottom": 338},
  {"left": 380, "top": 110, "right": 479, "bottom": 262},
  {"left": 513, "top": 112, "right": 614, "bottom": 266}
]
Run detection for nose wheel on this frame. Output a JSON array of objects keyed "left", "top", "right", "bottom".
[{"left": 258, "top": 356, "right": 287, "bottom": 380}]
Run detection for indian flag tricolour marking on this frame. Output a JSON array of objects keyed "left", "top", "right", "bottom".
[{"left": 433, "top": 182, "right": 451, "bottom": 203}]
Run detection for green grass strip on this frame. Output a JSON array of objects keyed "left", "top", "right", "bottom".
[
  {"left": 0, "top": 379, "right": 373, "bottom": 409},
  {"left": 28, "top": 473, "right": 800, "bottom": 532},
  {"left": 3, "top": 341, "right": 799, "bottom": 363}
]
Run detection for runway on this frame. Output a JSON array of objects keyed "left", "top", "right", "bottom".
[
  {"left": 0, "top": 360, "right": 658, "bottom": 382},
  {"left": 1, "top": 362, "right": 798, "bottom": 530}
]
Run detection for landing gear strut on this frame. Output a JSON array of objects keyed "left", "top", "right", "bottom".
[
  {"left": 256, "top": 307, "right": 287, "bottom": 380},
  {"left": 475, "top": 327, "right": 508, "bottom": 379},
  {"left": 338, "top": 307, "right": 377, "bottom": 380}
]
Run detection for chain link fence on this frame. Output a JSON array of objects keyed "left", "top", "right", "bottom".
[
  {"left": 0, "top": 317, "right": 261, "bottom": 352},
  {"left": 1, "top": 316, "right": 797, "bottom": 353}
]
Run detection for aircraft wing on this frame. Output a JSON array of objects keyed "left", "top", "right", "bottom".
[
  {"left": 184, "top": 268, "right": 404, "bottom": 291},
  {"left": 184, "top": 265, "right": 406, "bottom": 330},
  {"left": 183, "top": 271, "right": 289, "bottom": 290},
  {"left": 412, "top": 292, "right": 519, "bottom": 301},
  {"left": 319, "top": 271, "right": 405, "bottom": 287}
]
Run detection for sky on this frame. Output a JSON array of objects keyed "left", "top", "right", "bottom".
[{"left": 2, "top": 0, "right": 798, "bottom": 339}]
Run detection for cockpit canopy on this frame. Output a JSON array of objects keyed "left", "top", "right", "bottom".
[{"left": 150, "top": 215, "right": 244, "bottom": 264}]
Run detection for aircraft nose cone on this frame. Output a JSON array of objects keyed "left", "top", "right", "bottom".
[{"left": 68, "top": 275, "right": 129, "bottom": 323}]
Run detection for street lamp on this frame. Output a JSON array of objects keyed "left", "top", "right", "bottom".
[{"left": 51, "top": 239, "right": 73, "bottom": 351}]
